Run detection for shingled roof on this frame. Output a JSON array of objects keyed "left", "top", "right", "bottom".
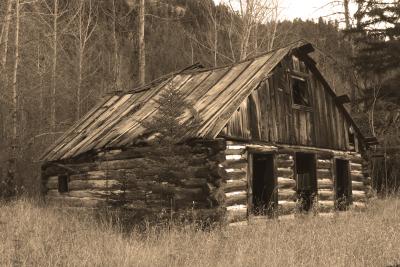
[{"left": 41, "top": 40, "right": 363, "bottom": 162}]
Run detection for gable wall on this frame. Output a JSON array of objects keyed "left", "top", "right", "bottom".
[{"left": 220, "top": 55, "right": 356, "bottom": 151}]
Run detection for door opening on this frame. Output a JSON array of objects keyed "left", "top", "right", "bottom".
[
  {"left": 335, "top": 159, "right": 351, "bottom": 210},
  {"left": 252, "top": 154, "right": 276, "bottom": 215},
  {"left": 295, "top": 153, "right": 317, "bottom": 212}
]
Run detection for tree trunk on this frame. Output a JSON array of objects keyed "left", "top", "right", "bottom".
[
  {"left": 10, "top": 0, "right": 20, "bottom": 182},
  {"left": 344, "top": 0, "right": 350, "bottom": 30},
  {"left": 213, "top": 19, "right": 217, "bottom": 67},
  {"left": 50, "top": 0, "right": 58, "bottom": 132},
  {"left": 37, "top": 31, "right": 44, "bottom": 132},
  {"left": 77, "top": 48, "right": 82, "bottom": 120},
  {"left": 77, "top": 3, "right": 83, "bottom": 121},
  {"left": 112, "top": 0, "right": 119, "bottom": 90},
  {"left": 1, "top": 0, "right": 13, "bottom": 70},
  {"left": 138, "top": 0, "right": 145, "bottom": 86}
]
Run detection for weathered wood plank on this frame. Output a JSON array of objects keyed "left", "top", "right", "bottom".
[
  {"left": 318, "top": 189, "right": 334, "bottom": 201},
  {"left": 46, "top": 176, "right": 59, "bottom": 190},
  {"left": 225, "top": 170, "right": 246, "bottom": 181},
  {"left": 278, "top": 200, "right": 297, "bottom": 215},
  {"left": 278, "top": 189, "right": 297, "bottom": 201},
  {"left": 317, "top": 159, "right": 332, "bottom": 169},
  {"left": 220, "top": 159, "right": 247, "bottom": 169},
  {"left": 226, "top": 204, "right": 247, "bottom": 223},
  {"left": 317, "top": 179, "right": 334, "bottom": 189},
  {"left": 352, "top": 190, "right": 367, "bottom": 201},
  {"left": 69, "top": 179, "right": 121, "bottom": 190},
  {"left": 317, "top": 169, "right": 331, "bottom": 179},
  {"left": 352, "top": 201, "right": 367, "bottom": 210},
  {"left": 351, "top": 172, "right": 364, "bottom": 182},
  {"left": 318, "top": 200, "right": 334, "bottom": 212},
  {"left": 276, "top": 159, "right": 294, "bottom": 168},
  {"left": 224, "top": 179, "right": 247, "bottom": 192},
  {"left": 225, "top": 191, "right": 247, "bottom": 206},
  {"left": 277, "top": 177, "right": 296, "bottom": 189},
  {"left": 350, "top": 162, "right": 362, "bottom": 171},
  {"left": 351, "top": 181, "right": 364, "bottom": 191}
]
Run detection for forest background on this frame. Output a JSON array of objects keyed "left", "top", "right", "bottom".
[{"left": 0, "top": 0, "right": 398, "bottom": 196}]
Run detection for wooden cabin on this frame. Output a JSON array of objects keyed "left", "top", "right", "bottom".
[{"left": 40, "top": 41, "right": 374, "bottom": 224}]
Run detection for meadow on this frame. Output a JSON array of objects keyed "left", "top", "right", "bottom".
[{"left": 1, "top": 198, "right": 400, "bottom": 267}]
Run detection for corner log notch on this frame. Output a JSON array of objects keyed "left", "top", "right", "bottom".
[{"left": 42, "top": 139, "right": 228, "bottom": 224}]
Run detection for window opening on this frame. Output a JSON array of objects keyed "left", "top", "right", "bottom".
[
  {"left": 348, "top": 127, "right": 355, "bottom": 148},
  {"left": 335, "top": 159, "right": 352, "bottom": 210},
  {"left": 292, "top": 76, "right": 310, "bottom": 106},
  {"left": 252, "top": 154, "right": 276, "bottom": 216},
  {"left": 295, "top": 153, "right": 317, "bottom": 212},
  {"left": 58, "top": 175, "right": 69, "bottom": 193}
]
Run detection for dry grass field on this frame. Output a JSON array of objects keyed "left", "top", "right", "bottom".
[{"left": 1, "top": 198, "right": 400, "bottom": 267}]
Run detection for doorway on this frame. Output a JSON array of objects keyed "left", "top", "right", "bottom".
[
  {"left": 335, "top": 159, "right": 351, "bottom": 210},
  {"left": 295, "top": 153, "right": 317, "bottom": 212},
  {"left": 252, "top": 154, "right": 276, "bottom": 215}
]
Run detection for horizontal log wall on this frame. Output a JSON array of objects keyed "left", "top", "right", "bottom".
[
  {"left": 44, "top": 139, "right": 373, "bottom": 224},
  {"left": 317, "top": 154, "right": 334, "bottom": 213},
  {"left": 220, "top": 141, "right": 373, "bottom": 224},
  {"left": 276, "top": 153, "right": 297, "bottom": 215},
  {"left": 42, "top": 139, "right": 227, "bottom": 223},
  {"left": 349, "top": 157, "right": 371, "bottom": 210},
  {"left": 222, "top": 142, "right": 248, "bottom": 223}
]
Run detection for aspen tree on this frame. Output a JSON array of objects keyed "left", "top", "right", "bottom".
[
  {"left": 50, "top": 0, "right": 58, "bottom": 132},
  {"left": 10, "top": 0, "right": 20, "bottom": 183},
  {"left": 76, "top": 0, "right": 97, "bottom": 120},
  {"left": 138, "top": 0, "right": 145, "bottom": 86},
  {"left": 1, "top": 0, "right": 13, "bottom": 70}
]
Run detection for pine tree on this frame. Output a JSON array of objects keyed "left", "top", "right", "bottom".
[
  {"left": 352, "top": 0, "right": 400, "bottom": 75},
  {"left": 139, "top": 79, "right": 201, "bottom": 182},
  {"left": 141, "top": 79, "right": 200, "bottom": 145}
]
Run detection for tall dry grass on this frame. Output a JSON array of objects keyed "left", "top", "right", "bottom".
[{"left": 1, "top": 199, "right": 400, "bottom": 267}]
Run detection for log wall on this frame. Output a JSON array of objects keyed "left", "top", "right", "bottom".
[
  {"left": 42, "top": 140, "right": 227, "bottom": 223},
  {"left": 43, "top": 139, "right": 373, "bottom": 225},
  {"left": 221, "top": 141, "right": 373, "bottom": 224}
]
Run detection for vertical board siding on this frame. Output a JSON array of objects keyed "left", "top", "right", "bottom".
[{"left": 223, "top": 56, "right": 352, "bottom": 151}]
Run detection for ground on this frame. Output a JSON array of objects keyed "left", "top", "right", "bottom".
[{"left": 0, "top": 198, "right": 400, "bottom": 266}]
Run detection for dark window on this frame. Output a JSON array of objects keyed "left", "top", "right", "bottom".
[
  {"left": 58, "top": 175, "right": 69, "bottom": 193},
  {"left": 252, "top": 154, "right": 276, "bottom": 216},
  {"left": 292, "top": 77, "right": 310, "bottom": 106},
  {"left": 335, "top": 159, "right": 352, "bottom": 210},
  {"left": 295, "top": 153, "right": 317, "bottom": 212},
  {"left": 348, "top": 127, "right": 355, "bottom": 148}
]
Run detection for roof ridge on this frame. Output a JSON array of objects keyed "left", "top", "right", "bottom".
[{"left": 123, "top": 39, "right": 312, "bottom": 95}]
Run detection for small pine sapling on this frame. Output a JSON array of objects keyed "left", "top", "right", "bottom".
[
  {"left": 141, "top": 80, "right": 200, "bottom": 145},
  {"left": 140, "top": 79, "right": 201, "bottom": 184}
]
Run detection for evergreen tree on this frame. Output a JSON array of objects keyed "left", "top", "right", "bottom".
[
  {"left": 352, "top": 0, "right": 400, "bottom": 75},
  {"left": 139, "top": 79, "right": 201, "bottom": 183},
  {"left": 141, "top": 79, "right": 200, "bottom": 144}
]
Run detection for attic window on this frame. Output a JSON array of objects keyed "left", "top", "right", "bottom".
[
  {"left": 348, "top": 127, "right": 355, "bottom": 148},
  {"left": 291, "top": 76, "right": 310, "bottom": 107}
]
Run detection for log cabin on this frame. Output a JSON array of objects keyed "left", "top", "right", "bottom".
[{"left": 40, "top": 40, "right": 375, "bottom": 224}]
